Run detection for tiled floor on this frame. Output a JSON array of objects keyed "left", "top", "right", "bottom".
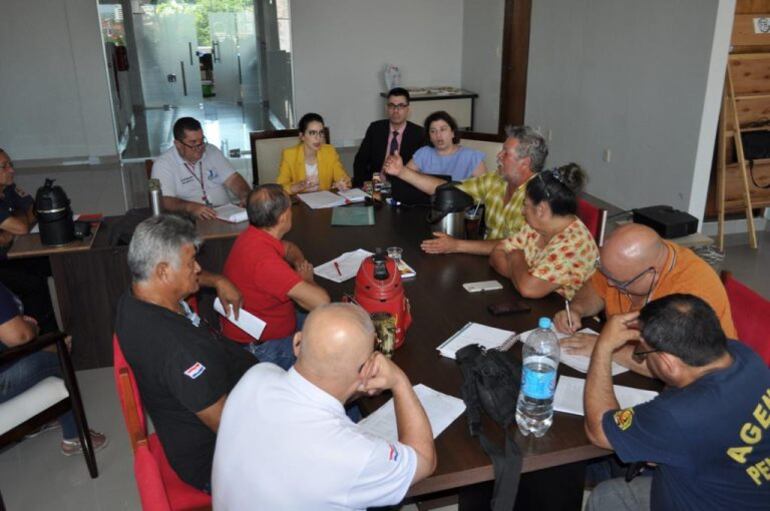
[
  {"left": 122, "top": 99, "right": 267, "bottom": 161},
  {"left": 0, "top": 368, "right": 139, "bottom": 511}
]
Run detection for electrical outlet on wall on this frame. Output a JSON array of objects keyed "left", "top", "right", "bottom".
[
  {"left": 547, "top": 129, "right": 553, "bottom": 142},
  {"left": 602, "top": 149, "right": 611, "bottom": 163}
]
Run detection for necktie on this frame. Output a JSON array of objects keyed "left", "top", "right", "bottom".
[{"left": 389, "top": 130, "right": 399, "bottom": 155}]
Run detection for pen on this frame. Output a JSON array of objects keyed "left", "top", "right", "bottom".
[
  {"left": 334, "top": 261, "right": 342, "bottom": 276},
  {"left": 565, "top": 299, "right": 574, "bottom": 331}
]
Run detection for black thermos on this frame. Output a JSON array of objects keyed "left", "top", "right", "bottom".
[{"left": 35, "top": 179, "right": 75, "bottom": 246}]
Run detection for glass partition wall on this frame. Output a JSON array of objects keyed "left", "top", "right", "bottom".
[{"left": 99, "top": 0, "right": 295, "bottom": 162}]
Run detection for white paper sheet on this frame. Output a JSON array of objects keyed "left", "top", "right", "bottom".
[
  {"left": 214, "top": 298, "right": 266, "bottom": 340},
  {"left": 337, "top": 188, "right": 368, "bottom": 203},
  {"left": 437, "top": 322, "right": 517, "bottom": 360},
  {"left": 297, "top": 191, "right": 347, "bottom": 209},
  {"left": 314, "top": 248, "right": 373, "bottom": 283},
  {"left": 519, "top": 327, "right": 629, "bottom": 376},
  {"left": 553, "top": 375, "right": 659, "bottom": 416},
  {"left": 358, "top": 384, "right": 466, "bottom": 442},
  {"left": 214, "top": 204, "right": 248, "bottom": 223}
]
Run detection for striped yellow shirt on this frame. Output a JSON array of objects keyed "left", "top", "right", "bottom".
[{"left": 457, "top": 172, "right": 533, "bottom": 240}]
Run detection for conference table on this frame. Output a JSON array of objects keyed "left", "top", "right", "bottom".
[
  {"left": 282, "top": 200, "right": 660, "bottom": 510},
  {"left": 9, "top": 199, "right": 660, "bottom": 509}
]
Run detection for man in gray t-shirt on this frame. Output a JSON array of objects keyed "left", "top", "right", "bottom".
[{"left": 152, "top": 117, "right": 251, "bottom": 219}]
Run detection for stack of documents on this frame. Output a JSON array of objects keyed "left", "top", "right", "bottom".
[
  {"left": 314, "top": 249, "right": 417, "bottom": 283},
  {"left": 213, "top": 298, "right": 266, "bottom": 340},
  {"left": 214, "top": 204, "right": 248, "bottom": 223},
  {"left": 553, "top": 375, "right": 659, "bottom": 416},
  {"left": 297, "top": 191, "right": 347, "bottom": 209},
  {"left": 336, "top": 188, "right": 369, "bottom": 203},
  {"left": 314, "top": 249, "right": 374, "bottom": 283},
  {"left": 518, "top": 327, "right": 629, "bottom": 376},
  {"left": 358, "top": 384, "right": 465, "bottom": 442},
  {"left": 437, "top": 322, "right": 518, "bottom": 360}
]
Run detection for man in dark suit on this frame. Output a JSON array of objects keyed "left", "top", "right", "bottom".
[{"left": 353, "top": 88, "right": 425, "bottom": 187}]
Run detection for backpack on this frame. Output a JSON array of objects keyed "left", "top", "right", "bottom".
[{"left": 456, "top": 344, "right": 523, "bottom": 511}]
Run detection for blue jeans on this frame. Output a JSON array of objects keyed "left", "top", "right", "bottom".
[
  {"left": 244, "top": 310, "right": 308, "bottom": 370},
  {"left": 0, "top": 350, "right": 78, "bottom": 439}
]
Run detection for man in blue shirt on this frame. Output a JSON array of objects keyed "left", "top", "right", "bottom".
[
  {"left": 0, "top": 148, "right": 57, "bottom": 334},
  {"left": 584, "top": 293, "right": 770, "bottom": 511}
]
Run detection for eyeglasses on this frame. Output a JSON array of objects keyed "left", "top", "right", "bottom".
[
  {"left": 631, "top": 345, "right": 661, "bottom": 364},
  {"left": 597, "top": 263, "right": 656, "bottom": 295},
  {"left": 387, "top": 103, "right": 408, "bottom": 110},
  {"left": 178, "top": 137, "right": 207, "bottom": 151},
  {"left": 0, "top": 161, "right": 14, "bottom": 170}
]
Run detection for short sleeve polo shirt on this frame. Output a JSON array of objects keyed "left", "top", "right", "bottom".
[
  {"left": 151, "top": 144, "right": 236, "bottom": 206},
  {"left": 222, "top": 226, "right": 302, "bottom": 342},
  {"left": 212, "top": 364, "right": 417, "bottom": 510}
]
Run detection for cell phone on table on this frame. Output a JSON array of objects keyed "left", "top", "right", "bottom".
[{"left": 487, "top": 300, "right": 531, "bottom": 316}]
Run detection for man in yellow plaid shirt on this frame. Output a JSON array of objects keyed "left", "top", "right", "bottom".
[{"left": 383, "top": 126, "right": 548, "bottom": 255}]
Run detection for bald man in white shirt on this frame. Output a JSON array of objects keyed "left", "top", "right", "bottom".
[{"left": 212, "top": 303, "right": 436, "bottom": 510}]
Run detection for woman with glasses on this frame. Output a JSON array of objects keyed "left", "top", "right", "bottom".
[
  {"left": 385, "top": 111, "right": 486, "bottom": 181},
  {"left": 489, "top": 163, "right": 598, "bottom": 299},
  {"left": 277, "top": 113, "right": 351, "bottom": 194}
]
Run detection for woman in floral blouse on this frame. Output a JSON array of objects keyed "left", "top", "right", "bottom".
[{"left": 489, "top": 163, "right": 598, "bottom": 299}]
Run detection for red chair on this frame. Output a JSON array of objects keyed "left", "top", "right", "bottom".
[
  {"left": 721, "top": 272, "right": 770, "bottom": 365},
  {"left": 577, "top": 199, "right": 608, "bottom": 247},
  {"left": 113, "top": 335, "right": 212, "bottom": 510}
]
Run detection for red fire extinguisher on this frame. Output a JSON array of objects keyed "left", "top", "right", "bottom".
[{"left": 354, "top": 250, "right": 412, "bottom": 349}]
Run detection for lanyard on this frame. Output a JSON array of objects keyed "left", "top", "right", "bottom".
[{"left": 183, "top": 161, "right": 211, "bottom": 206}]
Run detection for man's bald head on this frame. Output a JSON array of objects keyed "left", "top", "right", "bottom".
[
  {"left": 295, "top": 303, "right": 375, "bottom": 383},
  {"left": 600, "top": 224, "right": 666, "bottom": 281},
  {"left": 246, "top": 184, "right": 290, "bottom": 228}
]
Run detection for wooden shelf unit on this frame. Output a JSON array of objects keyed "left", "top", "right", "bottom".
[{"left": 715, "top": 13, "right": 770, "bottom": 250}]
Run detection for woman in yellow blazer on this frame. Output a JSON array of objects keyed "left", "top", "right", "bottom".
[{"left": 277, "top": 113, "right": 351, "bottom": 194}]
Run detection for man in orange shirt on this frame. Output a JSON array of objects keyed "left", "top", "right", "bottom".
[{"left": 555, "top": 223, "right": 736, "bottom": 377}]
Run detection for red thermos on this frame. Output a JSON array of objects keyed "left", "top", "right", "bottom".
[{"left": 354, "top": 250, "right": 412, "bottom": 349}]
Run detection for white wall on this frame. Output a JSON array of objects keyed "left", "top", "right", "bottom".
[
  {"left": 461, "top": 0, "right": 504, "bottom": 133},
  {"left": 525, "top": 0, "right": 734, "bottom": 223},
  {"left": 0, "top": 0, "right": 117, "bottom": 162},
  {"left": 290, "top": 0, "right": 464, "bottom": 146}
]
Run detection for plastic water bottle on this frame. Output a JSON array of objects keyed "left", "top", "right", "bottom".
[{"left": 516, "top": 317, "right": 560, "bottom": 437}]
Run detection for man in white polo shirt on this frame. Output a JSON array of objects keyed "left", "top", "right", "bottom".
[
  {"left": 152, "top": 117, "right": 251, "bottom": 219},
  {"left": 212, "top": 303, "right": 436, "bottom": 510}
]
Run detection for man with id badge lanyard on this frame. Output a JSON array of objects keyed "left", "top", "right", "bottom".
[{"left": 152, "top": 117, "right": 251, "bottom": 219}]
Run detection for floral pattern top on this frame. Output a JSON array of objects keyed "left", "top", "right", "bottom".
[{"left": 500, "top": 218, "right": 598, "bottom": 299}]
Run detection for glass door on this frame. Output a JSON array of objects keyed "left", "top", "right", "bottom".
[{"left": 134, "top": 5, "right": 202, "bottom": 108}]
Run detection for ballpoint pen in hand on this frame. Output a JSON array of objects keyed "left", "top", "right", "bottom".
[{"left": 565, "top": 299, "right": 574, "bottom": 331}]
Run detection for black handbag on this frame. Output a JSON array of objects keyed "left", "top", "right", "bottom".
[
  {"left": 740, "top": 130, "right": 770, "bottom": 189},
  {"left": 456, "top": 344, "right": 523, "bottom": 511}
]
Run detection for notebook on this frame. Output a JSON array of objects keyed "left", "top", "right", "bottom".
[
  {"left": 553, "top": 375, "right": 659, "bottom": 416},
  {"left": 437, "top": 322, "right": 517, "bottom": 359},
  {"left": 214, "top": 204, "right": 248, "bottom": 223}
]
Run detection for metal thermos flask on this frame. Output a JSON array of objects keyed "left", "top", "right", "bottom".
[{"left": 148, "top": 179, "right": 163, "bottom": 216}]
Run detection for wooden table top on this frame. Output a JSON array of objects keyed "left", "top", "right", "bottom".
[
  {"left": 7, "top": 222, "right": 101, "bottom": 258},
  {"left": 284, "top": 201, "right": 661, "bottom": 497}
]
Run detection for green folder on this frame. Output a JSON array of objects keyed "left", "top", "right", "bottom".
[{"left": 331, "top": 206, "right": 375, "bottom": 226}]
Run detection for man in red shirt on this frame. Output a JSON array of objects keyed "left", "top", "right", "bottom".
[{"left": 222, "top": 184, "right": 329, "bottom": 369}]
